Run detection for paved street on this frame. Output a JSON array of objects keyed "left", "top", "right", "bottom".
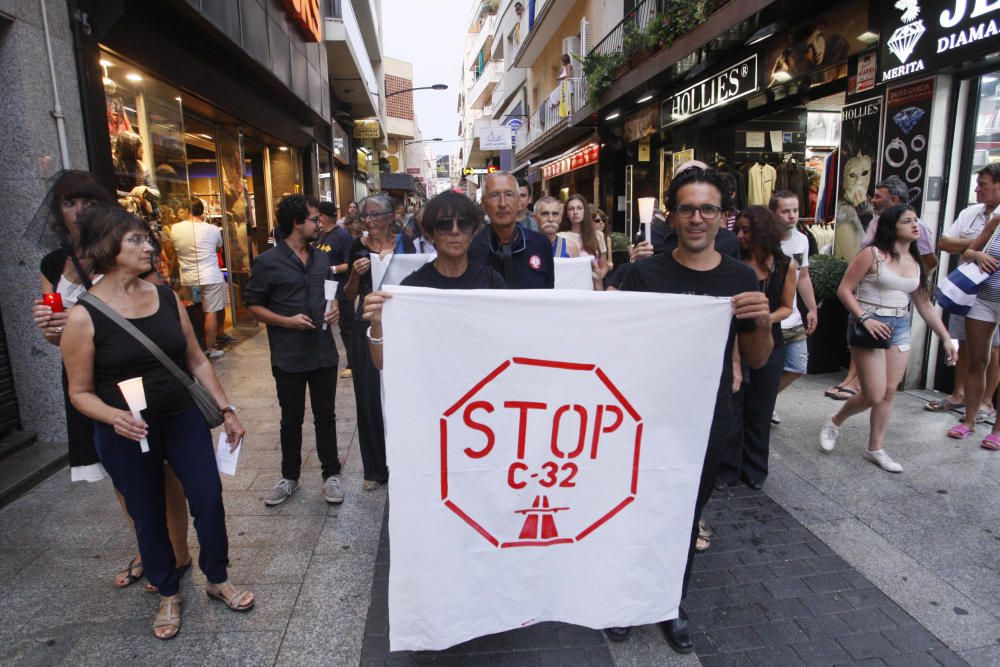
[{"left": 1, "top": 330, "right": 999, "bottom": 665}]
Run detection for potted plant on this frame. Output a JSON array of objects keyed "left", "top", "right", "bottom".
[
  {"left": 805, "top": 253, "right": 851, "bottom": 374},
  {"left": 610, "top": 231, "right": 630, "bottom": 269}
]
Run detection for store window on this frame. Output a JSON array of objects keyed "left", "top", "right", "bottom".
[{"left": 968, "top": 73, "right": 1000, "bottom": 204}]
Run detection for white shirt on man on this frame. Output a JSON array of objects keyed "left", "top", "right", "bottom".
[
  {"left": 170, "top": 218, "right": 224, "bottom": 286},
  {"left": 944, "top": 202, "right": 1000, "bottom": 240},
  {"left": 780, "top": 229, "right": 810, "bottom": 330}
]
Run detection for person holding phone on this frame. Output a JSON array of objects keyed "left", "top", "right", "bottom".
[
  {"left": 61, "top": 204, "right": 251, "bottom": 640},
  {"left": 246, "top": 195, "right": 343, "bottom": 506},
  {"left": 820, "top": 205, "right": 956, "bottom": 469},
  {"left": 31, "top": 170, "right": 191, "bottom": 592}
]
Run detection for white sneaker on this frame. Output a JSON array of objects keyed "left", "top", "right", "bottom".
[
  {"left": 323, "top": 475, "right": 345, "bottom": 504},
  {"left": 205, "top": 349, "right": 224, "bottom": 360},
  {"left": 820, "top": 419, "right": 839, "bottom": 452},
  {"left": 864, "top": 449, "right": 903, "bottom": 473},
  {"left": 771, "top": 411, "right": 781, "bottom": 425}
]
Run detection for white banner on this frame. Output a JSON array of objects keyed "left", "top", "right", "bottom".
[
  {"left": 553, "top": 256, "right": 593, "bottom": 290},
  {"left": 381, "top": 287, "right": 732, "bottom": 650},
  {"left": 371, "top": 253, "right": 436, "bottom": 289}
]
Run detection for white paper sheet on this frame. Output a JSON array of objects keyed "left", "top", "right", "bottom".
[
  {"left": 553, "top": 256, "right": 594, "bottom": 290},
  {"left": 215, "top": 432, "right": 241, "bottom": 476},
  {"left": 371, "top": 252, "right": 436, "bottom": 288},
  {"left": 746, "top": 131, "right": 765, "bottom": 148},
  {"left": 380, "top": 287, "right": 732, "bottom": 650}
]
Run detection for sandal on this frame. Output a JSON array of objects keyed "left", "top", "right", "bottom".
[
  {"left": 362, "top": 480, "right": 382, "bottom": 491},
  {"left": 982, "top": 434, "right": 1000, "bottom": 451},
  {"left": 947, "top": 423, "right": 975, "bottom": 439},
  {"left": 695, "top": 535, "right": 711, "bottom": 552},
  {"left": 145, "top": 559, "right": 193, "bottom": 594},
  {"left": 926, "top": 398, "right": 963, "bottom": 412},
  {"left": 830, "top": 387, "right": 856, "bottom": 401},
  {"left": 114, "top": 555, "right": 143, "bottom": 588},
  {"left": 206, "top": 582, "right": 255, "bottom": 612},
  {"left": 152, "top": 594, "right": 182, "bottom": 640},
  {"left": 974, "top": 409, "right": 995, "bottom": 424}
]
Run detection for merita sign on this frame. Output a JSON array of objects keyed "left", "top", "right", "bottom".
[
  {"left": 880, "top": 0, "right": 1000, "bottom": 84},
  {"left": 660, "top": 55, "right": 758, "bottom": 128}
]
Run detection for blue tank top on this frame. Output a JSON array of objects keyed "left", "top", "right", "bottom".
[{"left": 552, "top": 237, "right": 570, "bottom": 258}]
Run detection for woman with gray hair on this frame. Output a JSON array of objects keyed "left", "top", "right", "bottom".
[{"left": 344, "top": 193, "right": 416, "bottom": 489}]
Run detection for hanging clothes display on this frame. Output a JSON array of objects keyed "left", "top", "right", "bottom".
[
  {"left": 747, "top": 162, "right": 777, "bottom": 206},
  {"left": 776, "top": 158, "right": 810, "bottom": 210}
]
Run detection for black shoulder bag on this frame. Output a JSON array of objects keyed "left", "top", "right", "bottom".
[{"left": 78, "top": 292, "right": 225, "bottom": 427}]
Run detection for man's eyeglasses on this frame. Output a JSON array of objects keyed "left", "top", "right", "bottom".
[
  {"left": 486, "top": 191, "right": 517, "bottom": 202},
  {"left": 360, "top": 211, "right": 393, "bottom": 221},
  {"left": 429, "top": 216, "right": 477, "bottom": 234},
  {"left": 306, "top": 215, "right": 322, "bottom": 223},
  {"left": 674, "top": 204, "right": 723, "bottom": 220}
]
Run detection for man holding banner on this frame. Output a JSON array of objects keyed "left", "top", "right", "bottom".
[{"left": 610, "top": 167, "right": 773, "bottom": 652}]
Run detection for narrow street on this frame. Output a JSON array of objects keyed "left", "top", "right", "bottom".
[{"left": 1, "top": 330, "right": 998, "bottom": 665}]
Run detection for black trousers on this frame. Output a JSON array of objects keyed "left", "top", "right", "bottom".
[
  {"left": 681, "top": 390, "right": 732, "bottom": 600},
  {"left": 337, "top": 296, "right": 354, "bottom": 369},
  {"left": 94, "top": 408, "right": 227, "bottom": 597},
  {"left": 273, "top": 365, "right": 341, "bottom": 481},
  {"left": 350, "top": 319, "right": 389, "bottom": 483},
  {"left": 718, "top": 346, "right": 784, "bottom": 486}
]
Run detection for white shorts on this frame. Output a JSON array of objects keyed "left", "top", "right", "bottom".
[
  {"left": 200, "top": 282, "right": 228, "bottom": 313},
  {"left": 948, "top": 313, "right": 1000, "bottom": 346},
  {"left": 966, "top": 298, "right": 1000, "bottom": 326}
]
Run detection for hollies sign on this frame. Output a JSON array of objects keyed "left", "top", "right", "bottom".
[
  {"left": 880, "top": 0, "right": 1000, "bottom": 84},
  {"left": 660, "top": 55, "right": 758, "bottom": 128}
]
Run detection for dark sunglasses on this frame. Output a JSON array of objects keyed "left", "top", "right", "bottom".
[{"left": 429, "top": 216, "right": 477, "bottom": 234}]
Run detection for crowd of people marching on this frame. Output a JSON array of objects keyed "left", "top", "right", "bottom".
[{"left": 26, "top": 159, "right": 1000, "bottom": 649}]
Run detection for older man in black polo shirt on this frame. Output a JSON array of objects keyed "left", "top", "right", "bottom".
[
  {"left": 470, "top": 172, "right": 554, "bottom": 288},
  {"left": 246, "top": 194, "right": 344, "bottom": 507}
]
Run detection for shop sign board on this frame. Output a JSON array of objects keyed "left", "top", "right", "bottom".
[
  {"left": 505, "top": 118, "right": 523, "bottom": 146},
  {"left": 436, "top": 155, "right": 450, "bottom": 179},
  {"left": 879, "top": 0, "right": 1000, "bottom": 84},
  {"left": 834, "top": 96, "right": 884, "bottom": 260},
  {"left": 542, "top": 143, "right": 599, "bottom": 180},
  {"left": 463, "top": 167, "right": 490, "bottom": 175},
  {"left": 332, "top": 123, "right": 350, "bottom": 165},
  {"left": 880, "top": 78, "right": 934, "bottom": 215},
  {"left": 354, "top": 121, "right": 382, "bottom": 139},
  {"left": 283, "top": 0, "right": 322, "bottom": 42},
  {"left": 660, "top": 55, "right": 758, "bottom": 128},
  {"left": 479, "top": 125, "right": 513, "bottom": 150},
  {"left": 853, "top": 51, "right": 878, "bottom": 94}
]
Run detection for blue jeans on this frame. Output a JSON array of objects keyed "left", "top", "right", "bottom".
[
  {"left": 94, "top": 407, "right": 229, "bottom": 596},
  {"left": 849, "top": 313, "right": 912, "bottom": 350}
]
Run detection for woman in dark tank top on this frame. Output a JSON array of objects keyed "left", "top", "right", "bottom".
[{"left": 61, "top": 205, "right": 253, "bottom": 640}]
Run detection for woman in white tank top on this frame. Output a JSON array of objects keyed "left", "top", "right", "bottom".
[{"left": 819, "top": 205, "right": 956, "bottom": 472}]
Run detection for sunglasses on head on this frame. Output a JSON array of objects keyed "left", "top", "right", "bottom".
[{"left": 429, "top": 216, "right": 477, "bottom": 234}]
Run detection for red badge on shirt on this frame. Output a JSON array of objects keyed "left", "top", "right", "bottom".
[{"left": 529, "top": 255, "right": 542, "bottom": 270}]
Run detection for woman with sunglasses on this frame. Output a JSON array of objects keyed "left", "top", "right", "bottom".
[
  {"left": 361, "top": 191, "right": 506, "bottom": 371},
  {"left": 592, "top": 206, "right": 613, "bottom": 272},
  {"left": 344, "top": 194, "right": 416, "bottom": 490}
]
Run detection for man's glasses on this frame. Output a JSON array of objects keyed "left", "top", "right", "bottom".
[
  {"left": 360, "top": 211, "right": 393, "bottom": 221},
  {"left": 307, "top": 215, "right": 322, "bottom": 223},
  {"left": 486, "top": 191, "right": 517, "bottom": 202},
  {"left": 430, "top": 216, "right": 477, "bottom": 234},
  {"left": 674, "top": 204, "right": 723, "bottom": 220}
]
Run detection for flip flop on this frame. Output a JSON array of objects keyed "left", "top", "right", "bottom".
[
  {"left": 982, "top": 434, "right": 1000, "bottom": 451},
  {"left": 947, "top": 423, "right": 975, "bottom": 439},
  {"left": 824, "top": 385, "right": 845, "bottom": 399},
  {"left": 114, "top": 555, "right": 143, "bottom": 588},
  {"left": 830, "top": 387, "right": 857, "bottom": 401},
  {"left": 926, "top": 398, "right": 963, "bottom": 412}
]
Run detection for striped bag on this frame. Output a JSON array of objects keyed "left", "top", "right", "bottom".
[{"left": 935, "top": 262, "right": 992, "bottom": 315}]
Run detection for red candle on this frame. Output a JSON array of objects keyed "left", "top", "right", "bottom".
[{"left": 42, "top": 292, "right": 64, "bottom": 313}]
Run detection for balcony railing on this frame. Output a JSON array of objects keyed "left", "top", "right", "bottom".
[
  {"left": 589, "top": 0, "right": 661, "bottom": 60},
  {"left": 470, "top": 59, "right": 503, "bottom": 109},
  {"left": 515, "top": 78, "right": 587, "bottom": 155}
]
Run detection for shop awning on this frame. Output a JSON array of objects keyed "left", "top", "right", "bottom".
[{"left": 380, "top": 173, "right": 416, "bottom": 192}]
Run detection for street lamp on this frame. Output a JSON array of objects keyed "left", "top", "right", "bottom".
[
  {"left": 404, "top": 137, "right": 443, "bottom": 146},
  {"left": 386, "top": 84, "right": 448, "bottom": 98}
]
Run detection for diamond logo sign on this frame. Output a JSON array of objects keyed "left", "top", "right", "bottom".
[
  {"left": 887, "top": 19, "right": 926, "bottom": 64},
  {"left": 893, "top": 106, "right": 925, "bottom": 135}
]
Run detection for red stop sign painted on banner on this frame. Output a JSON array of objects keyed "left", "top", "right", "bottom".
[{"left": 440, "top": 357, "right": 643, "bottom": 548}]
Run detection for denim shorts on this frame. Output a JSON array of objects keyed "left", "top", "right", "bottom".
[
  {"left": 848, "top": 313, "right": 911, "bottom": 351},
  {"left": 783, "top": 338, "right": 808, "bottom": 374}
]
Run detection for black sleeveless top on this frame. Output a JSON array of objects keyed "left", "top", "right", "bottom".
[
  {"left": 79, "top": 285, "right": 195, "bottom": 416},
  {"left": 761, "top": 255, "right": 791, "bottom": 348}
]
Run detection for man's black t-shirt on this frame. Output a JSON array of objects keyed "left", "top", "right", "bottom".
[
  {"left": 401, "top": 261, "right": 508, "bottom": 289},
  {"left": 620, "top": 251, "right": 757, "bottom": 441}
]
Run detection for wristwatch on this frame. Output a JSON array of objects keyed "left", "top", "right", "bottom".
[
  {"left": 858, "top": 313, "right": 873, "bottom": 323},
  {"left": 221, "top": 404, "right": 238, "bottom": 415}
]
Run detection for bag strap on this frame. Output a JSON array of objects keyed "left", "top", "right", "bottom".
[{"left": 78, "top": 292, "right": 195, "bottom": 389}]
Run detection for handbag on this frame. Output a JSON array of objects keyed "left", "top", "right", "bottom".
[
  {"left": 935, "top": 210, "right": 1000, "bottom": 315},
  {"left": 78, "top": 293, "right": 225, "bottom": 428},
  {"left": 849, "top": 249, "right": 892, "bottom": 349}
]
